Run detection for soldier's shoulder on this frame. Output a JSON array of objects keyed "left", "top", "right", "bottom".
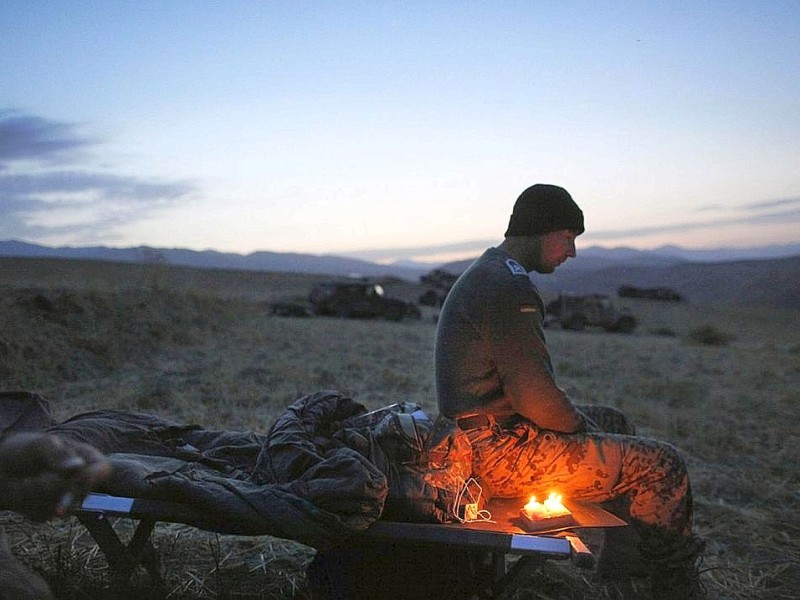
[{"left": 503, "top": 258, "right": 528, "bottom": 277}]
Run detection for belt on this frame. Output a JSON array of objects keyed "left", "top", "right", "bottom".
[{"left": 456, "top": 413, "right": 493, "bottom": 431}]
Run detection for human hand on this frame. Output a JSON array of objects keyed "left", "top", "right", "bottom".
[{"left": 0, "top": 432, "right": 111, "bottom": 521}]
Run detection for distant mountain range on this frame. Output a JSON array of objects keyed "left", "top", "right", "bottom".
[
  {"left": 0, "top": 239, "right": 427, "bottom": 280},
  {"left": 2, "top": 239, "right": 799, "bottom": 309},
  {"left": 441, "top": 242, "right": 800, "bottom": 272}
]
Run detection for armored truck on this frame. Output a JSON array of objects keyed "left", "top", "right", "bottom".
[
  {"left": 309, "top": 281, "right": 421, "bottom": 321},
  {"left": 544, "top": 293, "right": 637, "bottom": 333}
]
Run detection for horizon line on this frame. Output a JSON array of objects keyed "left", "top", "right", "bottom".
[{"left": 2, "top": 237, "right": 800, "bottom": 266}]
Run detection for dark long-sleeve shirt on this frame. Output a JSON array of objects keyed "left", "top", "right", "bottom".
[{"left": 434, "top": 247, "right": 583, "bottom": 433}]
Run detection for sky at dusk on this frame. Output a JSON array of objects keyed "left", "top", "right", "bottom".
[{"left": 2, "top": 1, "right": 799, "bottom": 264}]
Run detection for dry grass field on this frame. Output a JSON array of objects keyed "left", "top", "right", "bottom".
[{"left": 1, "top": 257, "right": 798, "bottom": 599}]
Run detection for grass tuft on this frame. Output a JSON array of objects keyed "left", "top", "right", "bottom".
[{"left": 687, "top": 325, "right": 735, "bottom": 346}]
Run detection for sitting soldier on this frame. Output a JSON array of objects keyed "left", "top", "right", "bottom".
[{"left": 435, "top": 184, "right": 706, "bottom": 599}]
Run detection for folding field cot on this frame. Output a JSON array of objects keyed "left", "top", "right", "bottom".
[
  {"left": 2, "top": 390, "right": 627, "bottom": 599},
  {"left": 76, "top": 492, "right": 625, "bottom": 599}
]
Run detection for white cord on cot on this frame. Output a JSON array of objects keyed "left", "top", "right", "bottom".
[{"left": 451, "top": 477, "right": 493, "bottom": 523}]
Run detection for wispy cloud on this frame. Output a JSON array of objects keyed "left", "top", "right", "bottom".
[
  {"left": 696, "top": 196, "right": 800, "bottom": 215},
  {"left": 341, "top": 239, "right": 496, "bottom": 263},
  {"left": 0, "top": 110, "right": 94, "bottom": 165},
  {"left": 1, "top": 171, "right": 192, "bottom": 202},
  {"left": 346, "top": 196, "right": 800, "bottom": 263},
  {"left": 578, "top": 198, "right": 800, "bottom": 241},
  {"left": 0, "top": 110, "right": 196, "bottom": 243},
  {"left": 742, "top": 196, "right": 800, "bottom": 211}
]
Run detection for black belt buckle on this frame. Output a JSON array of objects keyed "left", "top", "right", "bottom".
[{"left": 457, "top": 413, "right": 491, "bottom": 431}]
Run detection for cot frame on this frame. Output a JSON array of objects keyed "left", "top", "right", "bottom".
[{"left": 76, "top": 493, "right": 624, "bottom": 599}]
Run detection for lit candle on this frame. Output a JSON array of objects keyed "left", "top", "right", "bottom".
[{"left": 522, "top": 492, "right": 570, "bottom": 519}]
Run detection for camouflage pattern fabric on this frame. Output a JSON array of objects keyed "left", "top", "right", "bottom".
[
  {"left": 578, "top": 403, "right": 636, "bottom": 436},
  {"left": 465, "top": 404, "right": 698, "bottom": 564}
]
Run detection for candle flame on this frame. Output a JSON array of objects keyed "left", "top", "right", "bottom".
[{"left": 523, "top": 492, "right": 570, "bottom": 518}]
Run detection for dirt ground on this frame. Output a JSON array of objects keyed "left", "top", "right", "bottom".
[{"left": 1, "top": 259, "right": 798, "bottom": 599}]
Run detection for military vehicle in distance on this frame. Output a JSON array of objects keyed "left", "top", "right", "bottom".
[
  {"left": 418, "top": 268, "right": 459, "bottom": 307},
  {"left": 618, "top": 285, "right": 683, "bottom": 302},
  {"left": 308, "top": 281, "right": 421, "bottom": 321},
  {"left": 544, "top": 293, "right": 637, "bottom": 333}
]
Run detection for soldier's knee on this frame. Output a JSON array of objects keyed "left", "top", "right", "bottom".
[
  {"left": 607, "top": 406, "right": 636, "bottom": 435},
  {"left": 652, "top": 442, "right": 691, "bottom": 492},
  {"left": 581, "top": 404, "right": 636, "bottom": 435}
]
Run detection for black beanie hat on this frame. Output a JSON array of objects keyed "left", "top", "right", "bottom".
[{"left": 504, "top": 184, "right": 585, "bottom": 237}]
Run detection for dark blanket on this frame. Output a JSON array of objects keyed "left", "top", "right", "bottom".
[{"left": 2, "top": 390, "right": 387, "bottom": 549}]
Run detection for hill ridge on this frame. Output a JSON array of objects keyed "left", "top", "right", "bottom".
[{"left": 2, "top": 240, "right": 798, "bottom": 309}]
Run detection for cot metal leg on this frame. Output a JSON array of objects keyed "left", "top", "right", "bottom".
[
  {"left": 464, "top": 552, "right": 547, "bottom": 600},
  {"left": 487, "top": 555, "right": 546, "bottom": 600},
  {"left": 77, "top": 512, "right": 164, "bottom": 589},
  {"left": 461, "top": 551, "right": 504, "bottom": 600}
]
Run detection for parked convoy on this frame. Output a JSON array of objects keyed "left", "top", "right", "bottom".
[{"left": 270, "top": 271, "right": 653, "bottom": 332}]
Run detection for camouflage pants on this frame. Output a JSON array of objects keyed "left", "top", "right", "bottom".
[{"left": 467, "top": 405, "right": 699, "bottom": 563}]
